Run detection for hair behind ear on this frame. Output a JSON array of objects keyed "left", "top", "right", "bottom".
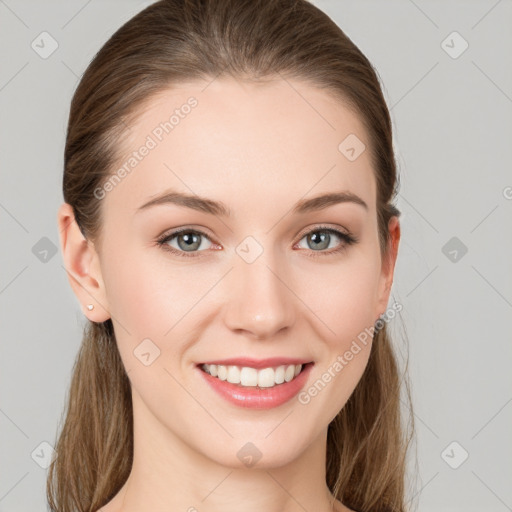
[{"left": 47, "top": 321, "right": 133, "bottom": 512}]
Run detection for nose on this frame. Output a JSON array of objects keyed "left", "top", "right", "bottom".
[{"left": 222, "top": 253, "right": 297, "bottom": 340}]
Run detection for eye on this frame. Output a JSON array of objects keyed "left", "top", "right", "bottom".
[
  {"left": 294, "top": 225, "right": 358, "bottom": 258},
  {"left": 156, "top": 228, "right": 216, "bottom": 258},
  {"left": 156, "top": 225, "right": 358, "bottom": 259}
]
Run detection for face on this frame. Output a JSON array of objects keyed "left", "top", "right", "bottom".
[{"left": 59, "top": 77, "right": 399, "bottom": 470}]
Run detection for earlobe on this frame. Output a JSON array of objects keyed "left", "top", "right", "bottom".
[{"left": 57, "top": 203, "right": 111, "bottom": 322}]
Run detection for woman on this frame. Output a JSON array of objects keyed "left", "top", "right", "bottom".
[{"left": 50, "top": 0, "right": 415, "bottom": 511}]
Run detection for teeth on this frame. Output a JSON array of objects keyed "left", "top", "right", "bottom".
[
  {"left": 217, "top": 365, "right": 227, "bottom": 380},
  {"left": 241, "top": 366, "right": 258, "bottom": 386},
  {"left": 201, "top": 363, "right": 304, "bottom": 388}
]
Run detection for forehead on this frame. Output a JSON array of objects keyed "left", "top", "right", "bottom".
[{"left": 103, "top": 77, "right": 376, "bottom": 222}]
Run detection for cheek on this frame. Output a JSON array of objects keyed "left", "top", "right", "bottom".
[
  {"left": 295, "top": 258, "right": 380, "bottom": 417},
  {"left": 101, "top": 247, "right": 221, "bottom": 355},
  {"left": 295, "top": 253, "right": 381, "bottom": 345},
  {"left": 102, "top": 235, "right": 381, "bottom": 356}
]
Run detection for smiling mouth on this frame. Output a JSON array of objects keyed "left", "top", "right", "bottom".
[{"left": 198, "top": 362, "right": 314, "bottom": 389}]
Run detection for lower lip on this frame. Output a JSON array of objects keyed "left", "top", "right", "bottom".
[{"left": 196, "top": 363, "right": 314, "bottom": 410}]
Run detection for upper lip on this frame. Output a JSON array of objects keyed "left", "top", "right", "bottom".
[{"left": 197, "top": 357, "right": 313, "bottom": 369}]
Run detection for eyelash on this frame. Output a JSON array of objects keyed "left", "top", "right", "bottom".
[{"left": 155, "top": 225, "right": 359, "bottom": 259}]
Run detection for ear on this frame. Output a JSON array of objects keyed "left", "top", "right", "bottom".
[
  {"left": 57, "top": 203, "right": 111, "bottom": 322},
  {"left": 375, "top": 215, "right": 400, "bottom": 320}
]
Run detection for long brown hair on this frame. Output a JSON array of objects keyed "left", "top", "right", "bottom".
[{"left": 49, "top": 1, "right": 416, "bottom": 510}]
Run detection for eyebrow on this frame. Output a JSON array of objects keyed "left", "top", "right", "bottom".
[{"left": 136, "top": 189, "right": 368, "bottom": 217}]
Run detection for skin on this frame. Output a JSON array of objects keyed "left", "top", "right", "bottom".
[{"left": 58, "top": 76, "right": 400, "bottom": 512}]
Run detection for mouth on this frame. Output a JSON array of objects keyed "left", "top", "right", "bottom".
[{"left": 197, "top": 361, "right": 314, "bottom": 389}]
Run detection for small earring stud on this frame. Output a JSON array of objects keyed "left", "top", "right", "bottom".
[{"left": 87, "top": 304, "right": 94, "bottom": 311}]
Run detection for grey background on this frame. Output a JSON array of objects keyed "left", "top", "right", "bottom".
[{"left": 1, "top": 0, "right": 511, "bottom": 511}]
